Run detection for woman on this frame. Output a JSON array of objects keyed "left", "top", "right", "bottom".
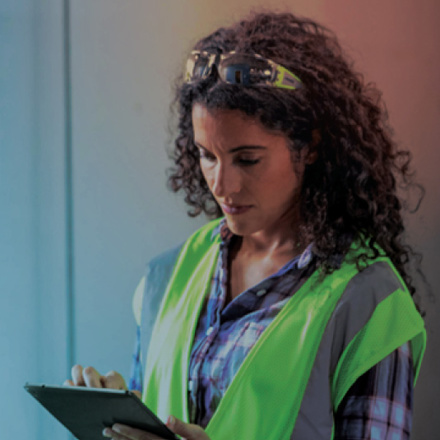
[{"left": 66, "top": 11, "right": 426, "bottom": 440}]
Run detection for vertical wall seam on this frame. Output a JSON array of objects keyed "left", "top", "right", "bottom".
[{"left": 63, "top": 0, "right": 75, "bottom": 378}]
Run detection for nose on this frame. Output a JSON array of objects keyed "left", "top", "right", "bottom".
[{"left": 209, "top": 161, "right": 241, "bottom": 199}]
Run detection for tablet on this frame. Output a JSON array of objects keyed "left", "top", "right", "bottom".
[{"left": 24, "top": 383, "right": 179, "bottom": 440}]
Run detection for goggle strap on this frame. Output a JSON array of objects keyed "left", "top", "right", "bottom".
[{"left": 274, "top": 65, "right": 303, "bottom": 90}]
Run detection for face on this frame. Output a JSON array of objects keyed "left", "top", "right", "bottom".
[{"left": 192, "top": 103, "right": 307, "bottom": 239}]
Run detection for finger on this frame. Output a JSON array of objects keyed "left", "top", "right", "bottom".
[
  {"left": 167, "top": 416, "right": 210, "bottom": 440},
  {"left": 63, "top": 379, "right": 74, "bottom": 386},
  {"left": 130, "top": 390, "right": 142, "bottom": 399},
  {"left": 102, "top": 427, "right": 130, "bottom": 440},
  {"left": 71, "top": 364, "right": 86, "bottom": 386},
  {"left": 111, "top": 424, "right": 165, "bottom": 440},
  {"left": 101, "top": 370, "right": 127, "bottom": 390},
  {"left": 82, "top": 365, "right": 103, "bottom": 388}
]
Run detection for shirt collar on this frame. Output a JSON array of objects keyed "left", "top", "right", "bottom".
[{"left": 211, "top": 217, "right": 234, "bottom": 244}]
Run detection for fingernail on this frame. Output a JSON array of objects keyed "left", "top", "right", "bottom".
[
  {"left": 112, "top": 424, "right": 121, "bottom": 433},
  {"left": 102, "top": 428, "right": 111, "bottom": 437},
  {"left": 167, "top": 415, "right": 175, "bottom": 426}
]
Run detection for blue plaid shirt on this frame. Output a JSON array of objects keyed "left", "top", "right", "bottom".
[{"left": 130, "top": 218, "right": 413, "bottom": 439}]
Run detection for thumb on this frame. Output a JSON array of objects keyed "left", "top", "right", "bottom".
[{"left": 166, "top": 415, "right": 210, "bottom": 440}]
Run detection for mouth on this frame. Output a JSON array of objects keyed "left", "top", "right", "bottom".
[{"left": 221, "top": 204, "right": 253, "bottom": 215}]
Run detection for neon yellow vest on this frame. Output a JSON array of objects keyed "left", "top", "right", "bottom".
[{"left": 142, "top": 218, "right": 426, "bottom": 440}]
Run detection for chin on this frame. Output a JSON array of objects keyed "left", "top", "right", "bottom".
[{"left": 224, "top": 216, "right": 260, "bottom": 237}]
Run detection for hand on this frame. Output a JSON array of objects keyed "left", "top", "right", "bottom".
[
  {"left": 102, "top": 415, "right": 211, "bottom": 440},
  {"left": 63, "top": 364, "right": 141, "bottom": 397}
]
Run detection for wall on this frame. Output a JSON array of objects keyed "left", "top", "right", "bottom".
[
  {"left": 1, "top": 0, "right": 68, "bottom": 438},
  {"left": 1, "top": 0, "right": 438, "bottom": 438}
]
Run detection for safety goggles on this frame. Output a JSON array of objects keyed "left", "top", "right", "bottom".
[{"left": 185, "top": 50, "right": 302, "bottom": 90}]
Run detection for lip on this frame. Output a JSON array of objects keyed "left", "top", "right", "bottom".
[{"left": 221, "top": 203, "right": 253, "bottom": 215}]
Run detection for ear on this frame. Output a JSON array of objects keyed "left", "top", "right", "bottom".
[{"left": 305, "top": 129, "right": 321, "bottom": 165}]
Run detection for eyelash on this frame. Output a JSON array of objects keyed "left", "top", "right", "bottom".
[{"left": 198, "top": 151, "right": 260, "bottom": 166}]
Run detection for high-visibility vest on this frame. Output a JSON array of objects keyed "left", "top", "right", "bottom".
[{"left": 141, "top": 217, "right": 426, "bottom": 440}]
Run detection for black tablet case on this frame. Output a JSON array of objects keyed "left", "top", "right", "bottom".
[{"left": 24, "top": 384, "right": 178, "bottom": 440}]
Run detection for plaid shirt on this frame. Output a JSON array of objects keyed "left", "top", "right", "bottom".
[{"left": 130, "top": 219, "right": 413, "bottom": 439}]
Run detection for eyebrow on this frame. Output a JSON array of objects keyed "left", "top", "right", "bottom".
[{"left": 194, "top": 142, "right": 267, "bottom": 153}]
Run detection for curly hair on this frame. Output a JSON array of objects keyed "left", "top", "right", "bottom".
[{"left": 166, "top": 10, "right": 425, "bottom": 311}]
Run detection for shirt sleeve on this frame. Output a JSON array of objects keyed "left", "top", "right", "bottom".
[
  {"left": 128, "top": 324, "right": 143, "bottom": 392},
  {"left": 334, "top": 341, "right": 414, "bottom": 440},
  {"left": 128, "top": 276, "right": 146, "bottom": 392}
]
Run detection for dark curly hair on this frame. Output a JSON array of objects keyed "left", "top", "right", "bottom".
[{"left": 166, "top": 10, "right": 426, "bottom": 312}]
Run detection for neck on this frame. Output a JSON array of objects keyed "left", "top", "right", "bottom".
[{"left": 237, "top": 212, "right": 304, "bottom": 258}]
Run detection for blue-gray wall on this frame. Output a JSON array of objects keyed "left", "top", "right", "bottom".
[
  {"left": 1, "top": 1, "right": 439, "bottom": 438},
  {"left": 1, "top": 1, "right": 68, "bottom": 438}
]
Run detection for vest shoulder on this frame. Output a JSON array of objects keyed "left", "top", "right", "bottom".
[
  {"left": 145, "top": 218, "right": 222, "bottom": 272},
  {"left": 331, "top": 258, "right": 414, "bottom": 320},
  {"left": 341, "top": 259, "right": 407, "bottom": 302},
  {"left": 336, "top": 238, "right": 410, "bottom": 294},
  {"left": 183, "top": 217, "right": 224, "bottom": 250}
]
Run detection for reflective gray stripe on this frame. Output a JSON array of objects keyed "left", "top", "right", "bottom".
[
  {"left": 290, "top": 260, "right": 404, "bottom": 439},
  {"left": 140, "top": 242, "right": 184, "bottom": 370}
]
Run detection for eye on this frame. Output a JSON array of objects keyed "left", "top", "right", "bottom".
[
  {"left": 237, "top": 157, "right": 260, "bottom": 166},
  {"left": 198, "top": 149, "right": 216, "bottom": 162},
  {"left": 197, "top": 148, "right": 261, "bottom": 167}
]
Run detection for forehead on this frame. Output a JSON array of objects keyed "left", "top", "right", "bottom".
[{"left": 191, "top": 103, "right": 286, "bottom": 146}]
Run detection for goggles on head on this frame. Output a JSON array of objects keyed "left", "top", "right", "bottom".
[{"left": 185, "top": 50, "right": 302, "bottom": 90}]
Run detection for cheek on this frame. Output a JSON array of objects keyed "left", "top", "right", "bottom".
[
  {"left": 260, "top": 168, "right": 300, "bottom": 202},
  {"left": 200, "top": 164, "right": 219, "bottom": 194},
  {"left": 200, "top": 163, "right": 212, "bottom": 185}
]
